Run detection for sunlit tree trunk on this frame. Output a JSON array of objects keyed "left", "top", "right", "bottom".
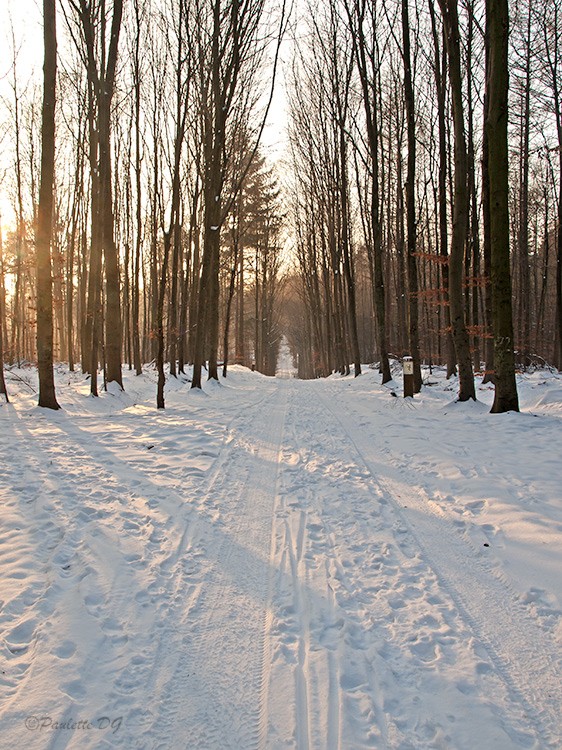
[
  {"left": 481, "top": 26, "right": 495, "bottom": 384},
  {"left": 36, "top": 0, "right": 60, "bottom": 410},
  {"left": 73, "top": 0, "right": 124, "bottom": 392},
  {"left": 0, "top": 219, "right": 8, "bottom": 402},
  {"left": 131, "top": 0, "right": 143, "bottom": 376},
  {"left": 350, "top": 0, "right": 391, "bottom": 384},
  {"left": 100, "top": 0, "right": 123, "bottom": 389}
]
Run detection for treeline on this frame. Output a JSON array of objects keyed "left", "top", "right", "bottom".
[
  {"left": 0, "top": 0, "right": 560, "bottom": 414},
  {"left": 285, "top": 0, "right": 561, "bottom": 409},
  {"left": 0, "top": 0, "right": 287, "bottom": 408}
]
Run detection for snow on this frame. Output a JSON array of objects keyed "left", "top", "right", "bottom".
[{"left": 0, "top": 361, "right": 561, "bottom": 749}]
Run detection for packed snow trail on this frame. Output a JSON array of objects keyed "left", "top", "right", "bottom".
[
  {"left": 0, "top": 364, "right": 561, "bottom": 749},
  {"left": 135, "top": 381, "right": 289, "bottom": 750},
  {"left": 261, "top": 380, "right": 561, "bottom": 750}
]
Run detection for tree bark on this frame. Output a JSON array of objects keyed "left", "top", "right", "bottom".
[
  {"left": 0, "top": 219, "right": 8, "bottom": 401},
  {"left": 132, "top": 0, "right": 143, "bottom": 376},
  {"left": 402, "top": 0, "right": 422, "bottom": 392},
  {"left": 36, "top": 0, "right": 60, "bottom": 410},
  {"left": 486, "top": 0, "right": 519, "bottom": 412},
  {"left": 100, "top": 0, "right": 124, "bottom": 389},
  {"left": 428, "top": 0, "right": 457, "bottom": 376},
  {"left": 349, "top": 0, "right": 388, "bottom": 381},
  {"left": 438, "top": 0, "right": 475, "bottom": 401},
  {"left": 481, "top": 26, "right": 495, "bottom": 384}
]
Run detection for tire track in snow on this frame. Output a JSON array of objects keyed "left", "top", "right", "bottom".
[{"left": 319, "top": 385, "right": 562, "bottom": 749}]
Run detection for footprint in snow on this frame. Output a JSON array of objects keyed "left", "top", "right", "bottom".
[{"left": 53, "top": 640, "right": 77, "bottom": 659}]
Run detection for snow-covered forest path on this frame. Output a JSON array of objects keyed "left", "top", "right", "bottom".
[{"left": 1, "top": 365, "right": 561, "bottom": 749}]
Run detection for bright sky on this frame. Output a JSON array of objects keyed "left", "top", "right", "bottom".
[
  {"left": 0, "top": 0, "right": 289, "bottom": 237},
  {"left": 0, "top": 0, "right": 43, "bottom": 230},
  {"left": 0, "top": 0, "right": 43, "bottom": 104}
]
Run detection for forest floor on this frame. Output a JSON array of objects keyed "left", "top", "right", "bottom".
[{"left": 0, "top": 357, "right": 561, "bottom": 750}]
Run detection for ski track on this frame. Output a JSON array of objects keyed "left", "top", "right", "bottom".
[
  {"left": 260, "top": 380, "right": 561, "bottom": 750},
  {"left": 1, "top": 370, "right": 561, "bottom": 749},
  {"left": 139, "top": 382, "right": 289, "bottom": 750}
]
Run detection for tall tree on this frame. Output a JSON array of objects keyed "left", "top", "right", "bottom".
[
  {"left": 401, "top": 0, "right": 423, "bottom": 392},
  {"left": 438, "top": 0, "right": 476, "bottom": 400},
  {"left": 69, "top": 0, "right": 124, "bottom": 392},
  {"left": 486, "top": 0, "right": 519, "bottom": 412},
  {"left": 130, "top": 0, "right": 145, "bottom": 377},
  {"left": 191, "top": 0, "right": 287, "bottom": 388},
  {"left": 540, "top": 0, "right": 562, "bottom": 368},
  {"left": 348, "top": 0, "right": 391, "bottom": 386},
  {"left": 428, "top": 0, "right": 457, "bottom": 378},
  {"left": 0, "top": 218, "right": 8, "bottom": 402},
  {"left": 36, "top": 0, "right": 60, "bottom": 410},
  {"left": 514, "top": 0, "right": 533, "bottom": 364},
  {"left": 157, "top": 0, "right": 192, "bottom": 409}
]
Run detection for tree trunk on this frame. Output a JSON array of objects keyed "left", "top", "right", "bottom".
[
  {"left": 553, "top": 69, "right": 562, "bottom": 369},
  {"left": 36, "top": 0, "right": 60, "bottom": 410},
  {"left": 223, "top": 235, "right": 240, "bottom": 377},
  {"left": 339, "top": 131, "right": 362, "bottom": 378},
  {"left": 156, "top": 229, "right": 171, "bottom": 409},
  {"left": 438, "top": 0, "right": 475, "bottom": 401},
  {"left": 517, "top": 1, "right": 532, "bottom": 366},
  {"left": 350, "top": 0, "right": 390, "bottom": 382},
  {"left": 466, "top": 0, "right": 481, "bottom": 370},
  {"left": 192, "top": 0, "right": 224, "bottom": 389},
  {"left": 402, "top": 0, "right": 422, "bottom": 392},
  {"left": 100, "top": 0, "right": 124, "bottom": 390},
  {"left": 0, "top": 219, "right": 8, "bottom": 401},
  {"left": 132, "top": 0, "right": 143, "bottom": 377},
  {"left": 486, "top": 0, "right": 519, "bottom": 412},
  {"left": 428, "top": 1, "right": 456, "bottom": 376},
  {"left": 235, "top": 244, "right": 245, "bottom": 365},
  {"left": 481, "top": 32, "right": 495, "bottom": 384}
]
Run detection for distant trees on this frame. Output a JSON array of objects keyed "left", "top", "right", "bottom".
[{"left": 288, "top": 0, "right": 364, "bottom": 378}]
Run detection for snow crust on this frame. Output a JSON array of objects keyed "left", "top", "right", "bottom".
[{"left": 0, "top": 362, "right": 561, "bottom": 749}]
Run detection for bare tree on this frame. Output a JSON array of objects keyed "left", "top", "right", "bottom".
[
  {"left": 401, "top": 0, "right": 422, "bottom": 391},
  {"left": 156, "top": 0, "right": 193, "bottom": 409},
  {"left": 191, "top": 0, "right": 288, "bottom": 388},
  {"left": 345, "top": 0, "right": 391, "bottom": 383},
  {"left": 0, "top": 217, "right": 8, "bottom": 402},
  {"left": 486, "top": 0, "right": 519, "bottom": 412},
  {"left": 67, "top": 0, "right": 124, "bottom": 392},
  {"left": 437, "top": 0, "right": 476, "bottom": 400},
  {"left": 539, "top": 0, "right": 562, "bottom": 368},
  {"left": 36, "top": 0, "right": 60, "bottom": 409}
]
